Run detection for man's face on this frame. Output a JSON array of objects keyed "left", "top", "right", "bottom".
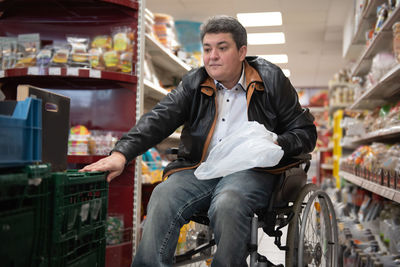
[{"left": 203, "top": 32, "right": 247, "bottom": 88}]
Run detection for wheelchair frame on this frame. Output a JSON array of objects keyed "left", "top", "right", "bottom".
[{"left": 172, "top": 155, "right": 339, "bottom": 267}]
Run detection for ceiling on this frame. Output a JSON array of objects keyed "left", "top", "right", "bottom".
[{"left": 146, "top": 0, "right": 354, "bottom": 88}]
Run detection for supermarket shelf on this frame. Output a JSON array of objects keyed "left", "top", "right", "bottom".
[
  {"left": 321, "top": 164, "right": 334, "bottom": 170},
  {"left": 319, "top": 146, "right": 333, "bottom": 152},
  {"left": 350, "top": 0, "right": 384, "bottom": 45},
  {"left": 68, "top": 155, "right": 107, "bottom": 164},
  {"left": 352, "top": 126, "right": 400, "bottom": 144},
  {"left": 340, "top": 171, "right": 400, "bottom": 203},
  {"left": 308, "top": 106, "right": 327, "bottom": 113},
  {"left": 351, "top": 5, "right": 400, "bottom": 77},
  {"left": 329, "top": 104, "right": 348, "bottom": 114},
  {"left": 0, "top": 67, "right": 137, "bottom": 84},
  {"left": 349, "top": 64, "right": 400, "bottom": 110},
  {"left": 328, "top": 82, "right": 351, "bottom": 91},
  {"left": 145, "top": 33, "right": 191, "bottom": 77},
  {"left": 144, "top": 79, "right": 168, "bottom": 100},
  {"left": 101, "top": 0, "right": 139, "bottom": 9}
]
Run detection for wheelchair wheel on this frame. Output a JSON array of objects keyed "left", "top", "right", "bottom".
[
  {"left": 285, "top": 183, "right": 318, "bottom": 267},
  {"left": 298, "top": 190, "right": 338, "bottom": 266}
]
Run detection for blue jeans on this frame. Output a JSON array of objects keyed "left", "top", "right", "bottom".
[{"left": 132, "top": 169, "right": 279, "bottom": 267}]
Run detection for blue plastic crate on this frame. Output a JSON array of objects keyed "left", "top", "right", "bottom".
[{"left": 0, "top": 97, "right": 42, "bottom": 168}]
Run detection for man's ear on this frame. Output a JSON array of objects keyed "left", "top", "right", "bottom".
[{"left": 239, "top": 45, "right": 247, "bottom": 61}]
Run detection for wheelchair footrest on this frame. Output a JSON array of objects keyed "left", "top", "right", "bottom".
[{"left": 257, "top": 254, "right": 284, "bottom": 267}]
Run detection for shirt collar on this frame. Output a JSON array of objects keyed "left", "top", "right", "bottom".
[{"left": 214, "top": 63, "right": 246, "bottom": 91}]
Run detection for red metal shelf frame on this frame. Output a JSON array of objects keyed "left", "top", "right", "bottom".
[
  {"left": 101, "top": 0, "right": 138, "bottom": 10},
  {"left": 3, "top": 68, "right": 137, "bottom": 84}
]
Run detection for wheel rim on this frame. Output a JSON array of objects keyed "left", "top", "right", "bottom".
[{"left": 299, "top": 191, "right": 335, "bottom": 266}]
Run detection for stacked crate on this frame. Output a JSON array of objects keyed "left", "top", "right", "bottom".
[{"left": 0, "top": 97, "right": 108, "bottom": 266}]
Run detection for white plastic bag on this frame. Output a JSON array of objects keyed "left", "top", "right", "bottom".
[{"left": 194, "top": 121, "right": 284, "bottom": 180}]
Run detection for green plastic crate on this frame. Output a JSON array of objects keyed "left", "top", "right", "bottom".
[
  {"left": 0, "top": 164, "right": 51, "bottom": 267},
  {"left": 49, "top": 225, "right": 106, "bottom": 267},
  {"left": 49, "top": 170, "right": 108, "bottom": 267}
]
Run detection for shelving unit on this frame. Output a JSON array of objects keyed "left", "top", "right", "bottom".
[
  {"left": 351, "top": 0, "right": 385, "bottom": 46},
  {"left": 139, "top": 13, "right": 192, "bottom": 224},
  {"left": 0, "top": 0, "right": 143, "bottom": 265},
  {"left": 338, "top": 2, "right": 400, "bottom": 220},
  {"left": 340, "top": 171, "right": 400, "bottom": 203},
  {"left": 351, "top": 5, "right": 400, "bottom": 76},
  {"left": 349, "top": 64, "right": 400, "bottom": 109},
  {"left": 145, "top": 33, "right": 191, "bottom": 77}
]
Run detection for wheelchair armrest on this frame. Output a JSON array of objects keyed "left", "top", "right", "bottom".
[{"left": 165, "top": 147, "right": 179, "bottom": 155}]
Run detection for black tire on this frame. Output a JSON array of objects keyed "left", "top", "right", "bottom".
[{"left": 285, "top": 183, "right": 318, "bottom": 267}]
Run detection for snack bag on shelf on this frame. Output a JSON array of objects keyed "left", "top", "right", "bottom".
[
  {"left": 36, "top": 47, "right": 52, "bottom": 67},
  {"left": 0, "top": 37, "right": 17, "bottom": 70},
  {"left": 112, "top": 27, "right": 135, "bottom": 53},
  {"left": 106, "top": 214, "right": 124, "bottom": 245},
  {"left": 88, "top": 130, "right": 118, "bottom": 155},
  {"left": 51, "top": 45, "right": 70, "bottom": 66},
  {"left": 374, "top": 4, "right": 388, "bottom": 35},
  {"left": 103, "top": 50, "right": 119, "bottom": 71},
  {"left": 89, "top": 48, "right": 104, "bottom": 70},
  {"left": 386, "top": 101, "right": 400, "bottom": 128},
  {"left": 119, "top": 51, "right": 133, "bottom": 73},
  {"left": 15, "top": 33, "right": 40, "bottom": 68},
  {"left": 67, "top": 36, "right": 90, "bottom": 67},
  {"left": 91, "top": 35, "right": 112, "bottom": 50},
  {"left": 142, "top": 147, "right": 163, "bottom": 184},
  {"left": 68, "top": 125, "right": 91, "bottom": 155},
  {"left": 394, "top": 22, "right": 400, "bottom": 63}
]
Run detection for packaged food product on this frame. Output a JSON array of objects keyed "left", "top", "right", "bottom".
[
  {"left": 15, "top": 55, "right": 36, "bottom": 68},
  {"left": 36, "top": 48, "right": 52, "bottom": 67},
  {"left": 0, "top": 37, "right": 17, "bottom": 69},
  {"left": 112, "top": 27, "right": 135, "bottom": 52},
  {"left": 68, "top": 125, "right": 91, "bottom": 155},
  {"left": 15, "top": 33, "right": 40, "bottom": 68},
  {"left": 51, "top": 47, "right": 69, "bottom": 65},
  {"left": 89, "top": 48, "right": 104, "bottom": 70},
  {"left": 393, "top": 22, "right": 400, "bottom": 63},
  {"left": 119, "top": 52, "right": 133, "bottom": 73},
  {"left": 91, "top": 35, "right": 112, "bottom": 50},
  {"left": 103, "top": 50, "right": 119, "bottom": 70},
  {"left": 374, "top": 4, "right": 388, "bottom": 35},
  {"left": 67, "top": 36, "right": 89, "bottom": 67}
]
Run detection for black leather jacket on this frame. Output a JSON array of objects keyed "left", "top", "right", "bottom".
[{"left": 113, "top": 57, "right": 317, "bottom": 177}]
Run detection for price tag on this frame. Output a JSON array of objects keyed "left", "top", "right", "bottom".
[
  {"left": 28, "top": 67, "right": 39, "bottom": 75},
  {"left": 49, "top": 67, "right": 61, "bottom": 76},
  {"left": 0, "top": 70, "right": 4, "bottom": 78},
  {"left": 89, "top": 69, "right": 101, "bottom": 78},
  {"left": 67, "top": 67, "right": 79, "bottom": 76}
]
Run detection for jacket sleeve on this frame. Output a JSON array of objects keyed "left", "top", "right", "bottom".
[
  {"left": 111, "top": 82, "right": 191, "bottom": 163},
  {"left": 273, "top": 69, "right": 317, "bottom": 156}
]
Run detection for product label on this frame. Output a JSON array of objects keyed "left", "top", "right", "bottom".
[
  {"left": 67, "top": 67, "right": 79, "bottom": 76},
  {"left": 49, "top": 67, "right": 61, "bottom": 76},
  {"left": 28, "top": 67, "right": 39, "bottom": 75},
  {"left": 89, "top": 69, "right": 101, "bottom": 78}
]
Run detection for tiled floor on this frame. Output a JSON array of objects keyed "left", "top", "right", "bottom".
[
  {"left": 182, "top": 227, "right": 287, "bottom": 267},
  {"left": 251, "top": 227, "right": 287, "bottom": 265}
]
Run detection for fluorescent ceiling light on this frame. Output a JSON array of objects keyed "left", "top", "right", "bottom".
[
  {"left": 247, "top": 32, "right": 285, "bottom": 45},
  {"left": 282, "top": 69, "right": 291, "bottom": 77},
  {"left": 259, "top": 54, "right": 288, "bottom": 64},
  {"left": 237, "top": 12, "right": 282, "bottom": 27}
]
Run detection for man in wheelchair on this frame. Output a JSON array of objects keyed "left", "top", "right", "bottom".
[{"left": 81, "top": 15, "right": 317, "bottom": 267}]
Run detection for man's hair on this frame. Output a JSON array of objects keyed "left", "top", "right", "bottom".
[{"left": 200, "top": 15, "right": 247, "bottom": 50}]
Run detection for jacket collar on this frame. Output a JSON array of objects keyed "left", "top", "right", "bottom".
[{"left": 200, "top": 59, "right": 264, "bottom": 96}]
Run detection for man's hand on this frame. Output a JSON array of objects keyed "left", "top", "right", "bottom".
[{"left": 79, "top": 151, "right": 127, "bottom": 182}]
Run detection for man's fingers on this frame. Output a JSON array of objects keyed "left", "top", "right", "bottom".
[{"left": 107, "top": 170, "right": 122, "bottom": 183}]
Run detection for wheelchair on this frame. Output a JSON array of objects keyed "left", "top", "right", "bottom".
[{"left": 172, "top": 154, "right": 339, "bottom": 267}]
